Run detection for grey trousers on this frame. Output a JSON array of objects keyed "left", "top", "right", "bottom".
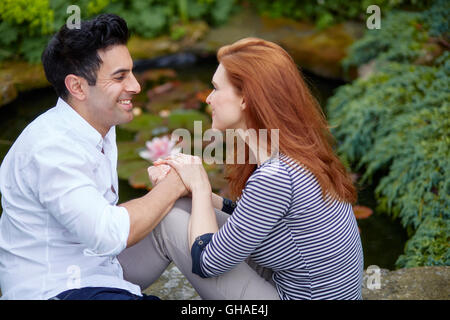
[{"left": 117, "top": 197, "right": 280, "bottom": 300}]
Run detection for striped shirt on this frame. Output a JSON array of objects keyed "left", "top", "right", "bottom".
[{"left": 192, "top": 153, "right": 364, "bottom": 300}]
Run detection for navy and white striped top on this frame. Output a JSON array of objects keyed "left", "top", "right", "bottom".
[{"left": 191, "top": 153, "right": 364, "bottom": 300}]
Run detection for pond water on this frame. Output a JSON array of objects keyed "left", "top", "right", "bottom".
[{"left": 0, "top": 57, "right": 407, "bottom": 299}]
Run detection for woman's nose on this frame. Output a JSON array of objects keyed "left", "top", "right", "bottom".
[{"left": 206, "top": 90, "right": 213, "bottom": 105}]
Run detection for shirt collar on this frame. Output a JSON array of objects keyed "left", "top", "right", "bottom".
[{"left": 55, "top": 98, "right": 115, "bottom": 152}]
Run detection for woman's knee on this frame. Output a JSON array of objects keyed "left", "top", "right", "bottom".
[
  {"left": 157, "top": 197, "right": 191, "bottom": 234},
  {"left": 173, "top": 196, "right": 192, "bottom": 212}
]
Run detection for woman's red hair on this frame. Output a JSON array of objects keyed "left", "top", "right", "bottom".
[{"left": 217, "top": 37, "right": 357, "bottom": 205}]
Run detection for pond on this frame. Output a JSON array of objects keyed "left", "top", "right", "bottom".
[{"left": 0, "top": 55, "right": 408, "bottom": 299}]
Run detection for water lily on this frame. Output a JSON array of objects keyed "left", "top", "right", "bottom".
[{"left": 139, "top": 135, "right": 181, "bottom": 162}]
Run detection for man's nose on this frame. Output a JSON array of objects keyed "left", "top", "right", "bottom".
[{"left": 126, "top": 72, "right": 141, "bottom": 94}]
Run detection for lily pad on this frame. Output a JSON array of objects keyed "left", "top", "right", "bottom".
[
  {"left": 117, "top": 141, "right": 144, "bottom": 161},
  {"left": 117, "top": 159, "right": 149, "bottom": 181},
  {"left": 168, "top": 109, "right": 211, "bottom": 132},
  {"left": 120, "top": 113, "right": 164, "bottom": 132},
  {"left": 128, "top": 167, "right": 152, "bottom": 189}
]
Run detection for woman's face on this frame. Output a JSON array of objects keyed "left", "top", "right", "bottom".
[{"left": 206, "top": 63, "right": 247, "bottom": 131}]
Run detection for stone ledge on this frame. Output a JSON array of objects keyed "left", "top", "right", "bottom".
[{"left": 362, "top": 266, "right": 450, "bottom": 300}]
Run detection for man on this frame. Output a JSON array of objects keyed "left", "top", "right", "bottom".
[
  {"left": 0, "top": 13, "right": 188, "bottom": 300},
  {"left": 0, "top": 14, "right": 279, "bottom": 300}
]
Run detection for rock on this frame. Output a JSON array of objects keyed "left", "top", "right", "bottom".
[
  {"left": 0, "top": 80, "right": 17, "bottom": 106},
  {"left": 358, "top": 59, "right": 377, "bottom": 80},
  {"left": 279, "top": 23, "right": 357, "bottom": 79},
  {"left": 194, "top": 8, "right": 365, "bottom": 79},
  {"left": 145, "top": 265, "right": 450, "bottom": 300},
  {"left": 128, "top": 21, "right": 210, "bottom": 60},
  {"left": 362, "top": 266, "right": 450, "bottom": 300},
  {"left": 144, "top": 263, "right": 200, "bottom": 300},
  {"left": 0, "top": 61, "right": 49, "bottom": 108}
]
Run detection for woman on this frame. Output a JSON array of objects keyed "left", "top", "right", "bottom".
[{"left": 154, "top": 37, "right": 363, "bottom": 300}]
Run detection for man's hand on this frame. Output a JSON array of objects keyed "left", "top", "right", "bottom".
[
  {"left": 149, "top": 163, "right": 190, "bottom": 197},
  {"left": 147, "top": 164, "right": 171, "bottom": 186},
  {"left": 157, "top": 165, "right": 190, "bottom": 198},
  {"left": 122, "top": 163, "right": 189, "bottom": 248}
]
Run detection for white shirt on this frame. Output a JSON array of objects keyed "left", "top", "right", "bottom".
[{"left": 0, "top": 98, "right": 141, "bottom": 299}]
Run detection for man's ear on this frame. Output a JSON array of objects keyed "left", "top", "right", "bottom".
[{"left": 64, "top": 74, "right": 87, "bottom": 101}]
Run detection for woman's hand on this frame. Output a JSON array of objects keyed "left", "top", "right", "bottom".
[
  {"left": 156, "top": 154, "right": 217, "bottom": 248},
  {"left": 154, "top": 154, "right": 211, "bottom": 194}
]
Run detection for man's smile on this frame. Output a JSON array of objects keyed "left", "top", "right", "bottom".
[{"left": 117, "top": 98, "right": 133, "bottom": 110}]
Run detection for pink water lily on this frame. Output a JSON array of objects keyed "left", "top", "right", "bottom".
[{"left": 139, "top": 135, "right": 181, "bottom": 162}]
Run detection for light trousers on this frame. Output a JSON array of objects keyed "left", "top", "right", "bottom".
[{"left": 117, "top": 197, "right": 280, "bottom": 300}]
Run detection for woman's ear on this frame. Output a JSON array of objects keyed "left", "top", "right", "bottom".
[
  {"left": 241, "top": 97, "right": 246, "bottom": 110},
  {"left": 64, "top": 74, "right": 86, "bottom": 101}
]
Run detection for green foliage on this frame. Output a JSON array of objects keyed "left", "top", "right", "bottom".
[
  {"left": 328, "top": 58, "right": 449, "bottom": 267},
  {"left": 327, "top": 0, "right": 449, "bottom": 268},
  {"left": 342, "top": 0, "right": 449, "bottom": 71},
  {"left": 0, "top": 0, "right": 110, "bottom": 63},
  {"left": 396, "top": 216, "right": 450, "bottom": 268},
  {"left": 342, "top": 11, "right": 426, "bottom": 71},
  {"left": 0, "top": 0, "right": 237, "bottom": 63},
  {"left": 0, "top": 0, "right": 53, "bottom": 34},
  {"left": 421, "top": 0, "right": 449, "bottom": 37},
  {"left": 0, "top": 0, "right": 53, "bottom": 62},
  {"left": 106, "top": 0, "right": 235, "bottom": 38},
  {"left": 250, "top": 0, "right": 432, "bottom": 29}
]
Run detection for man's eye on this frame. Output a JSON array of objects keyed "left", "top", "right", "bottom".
[{"left": 115, "top": 76, "right": 125, "bottom": 81}]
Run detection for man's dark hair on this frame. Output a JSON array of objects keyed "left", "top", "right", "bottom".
[{"left": 42, "top": 13, "right": 130, "bottom": 100}]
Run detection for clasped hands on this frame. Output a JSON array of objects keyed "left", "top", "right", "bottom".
[{"left": 147, "top": 153, "right": 212, "bottom": 196}]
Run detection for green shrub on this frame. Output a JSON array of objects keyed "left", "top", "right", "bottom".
[
  {"left": 343, "top": 0, "right": 449, "bottom": 72},
  {"left": 396, "top": 216, "right": 450, "bottom": 267},
  {"left": 326, "top": 0, "right": 449, "bottom": 268},
  {"left": 0, "top": 0, "right": 237, "bottom": 63},
  {"left": 250, "top": 0, "right": 432, "bottom": 29}
]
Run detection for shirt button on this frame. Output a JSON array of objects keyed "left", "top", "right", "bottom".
[{"left": 198, "top": 240, "right": 203, "bottom": 245}]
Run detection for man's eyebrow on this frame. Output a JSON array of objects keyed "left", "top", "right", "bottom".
[{"left": 111, "top": 68, "right": 130, "bottom": 76}]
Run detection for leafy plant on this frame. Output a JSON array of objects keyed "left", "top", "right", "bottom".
[
  {"left": 326, "top": 0, "right": 449, "bottom": 268},
  {"left": 249, "top": 0, "right": 432, "bottom": 30},
  {"left": 342, "top": 0, "right": 449, "bottom": 73},
  {"left": 0, "top": 0, "right": 237, "bottom": 63}
]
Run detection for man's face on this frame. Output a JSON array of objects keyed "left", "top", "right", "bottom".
[{"left": 84, "top": 44, "right": 141, "bottom": 136}]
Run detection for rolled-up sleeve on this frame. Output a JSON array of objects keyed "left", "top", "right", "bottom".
[
  {"left": 191, "top": 233, "right": 214, "bottom": 278},
  {"left": 27, "top": 142, "right": 130, "bottom": 257},
  {"left": 221, "top": 198, "right": 237, "bottom": 215}
]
